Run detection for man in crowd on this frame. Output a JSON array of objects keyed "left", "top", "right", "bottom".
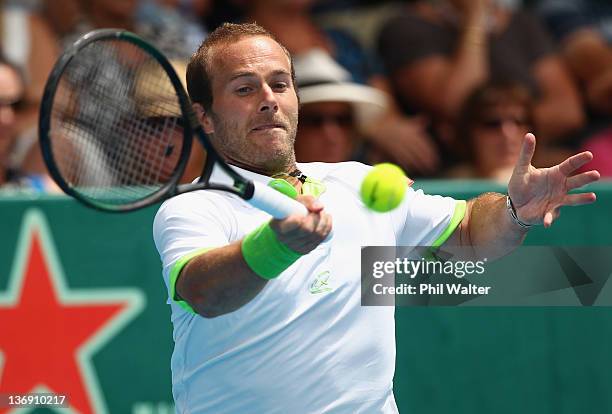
[{"left": 292, "top": 49, "right": 388, "bottom": 164}]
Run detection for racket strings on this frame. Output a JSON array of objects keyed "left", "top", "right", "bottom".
[{"left": 49, "top": 38, "right": 186, "bottom": 204}]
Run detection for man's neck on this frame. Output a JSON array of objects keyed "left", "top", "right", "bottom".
[
  {"left": 226, "top": 158, "right": 297, "bottom": 178},
  {"left": 226, "top": 157, "right": 307, "bottom": 193}
]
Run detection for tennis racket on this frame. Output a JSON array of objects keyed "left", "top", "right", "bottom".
[{"left": 39, "top": 28, "right": 307, "bottom": 218}]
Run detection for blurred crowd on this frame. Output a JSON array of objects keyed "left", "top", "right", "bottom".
[{"left": 0, "top": 0, "right": 610, "bottom": 192}]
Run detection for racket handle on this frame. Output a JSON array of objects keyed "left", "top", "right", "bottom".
[{"left": 249, "top": 181, "right": 308, "bottom": 219}]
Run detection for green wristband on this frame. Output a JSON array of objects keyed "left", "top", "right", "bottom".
[{"left": 242, "top": 221, "right": 303, "bottom": 280}]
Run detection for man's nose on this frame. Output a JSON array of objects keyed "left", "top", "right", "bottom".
[{"left": 257, "top": 84, "right": 279, "bottom": 113}]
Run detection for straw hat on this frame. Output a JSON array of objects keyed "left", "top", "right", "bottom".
[{"left": 134, "top": 59, "right": 188, "bottom": 118}]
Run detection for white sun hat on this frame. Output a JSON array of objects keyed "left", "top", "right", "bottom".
[{"left": 294, "top": 49, "right": 389, "bottom": 131}]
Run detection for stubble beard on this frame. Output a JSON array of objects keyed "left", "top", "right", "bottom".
[{"left": 209, "top": 110, "right": 298, "bottom": 175}]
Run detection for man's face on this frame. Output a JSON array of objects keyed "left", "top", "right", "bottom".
[
  {"left": 295, "top": 101, "right": 356, "bottom": 163},
  {"left": 203, "top": 36, "right": 298, "bottom": 173},
  {"left": 471, "top": 102, "right": 529, "bottom": 174}
]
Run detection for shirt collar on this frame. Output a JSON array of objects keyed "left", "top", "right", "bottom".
[
  {"left": 207, "top": 163, "right": 326, "bottom": 198},
  {"left": 208, "top": 163, "right": 273, "bottom": 187}
]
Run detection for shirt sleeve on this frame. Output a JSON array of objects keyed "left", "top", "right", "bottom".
[
  {"left": 337, "top": 161, "right": 465, "bottom": 248},
  {"left": 391, "top": 187, "right": 465, "bottom": 247},
  {"left": 152, "top": 191, "right": 234, "bottom": 311}
]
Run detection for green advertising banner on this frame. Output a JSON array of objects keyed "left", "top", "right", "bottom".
[
  {"left": 0, "top": 181, "right": 611, "bottom": 414},
  {"left": 0, "top": 198, "right": 174, "bottom": 414}
]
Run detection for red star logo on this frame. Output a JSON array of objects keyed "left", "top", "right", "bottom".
[{"left": 0, "top": 211, "right": 144, "bottom": 414}]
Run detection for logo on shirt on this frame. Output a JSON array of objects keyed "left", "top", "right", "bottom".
[{"left": 309, "top": 270, "right": 333, "bottom": 294}]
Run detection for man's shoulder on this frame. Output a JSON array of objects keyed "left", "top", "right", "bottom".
[{"left": 154, "top": 189, "right": 236, "bottom": 224}]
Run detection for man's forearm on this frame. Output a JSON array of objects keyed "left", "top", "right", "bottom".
[
  {"left": 446, "top": 192, "right": 528, "bottom": 260},
  {"left": 173, "top": 197, "right": 331, "bottom": 318},
  {"left": 176, "top": 242, "right": 268, "bottom": 318}
]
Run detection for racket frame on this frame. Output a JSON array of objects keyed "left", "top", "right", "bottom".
[{"left": 40, "top": 29, "right": 255, "bottom": 212}]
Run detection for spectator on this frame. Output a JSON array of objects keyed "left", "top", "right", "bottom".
[
  {"left": 536, "top": 0, "right": 612, "bottom": 116},
  {"left": 245, "top": 0, "right": 441, "bottom": 177},
  {"left": 293, "top": 49, "right": 388, "bottom": 163},
  {"left": 378, "top": 0, "right": 585, "bottom": 145},
  {"left": 1, "top": 0, "right": 58, "bottom": 107},
  {"left": 1, "top": 1, "right": 59, "bottom": 183},
  {"left": 10, "top": 0, "right": 208, "bottom": 187},
  {"left": 535, "top": 1, "right": 612, "bottom": 178},
  {"left": 127, "top": 58, "right": 205, "bottom": 185},
  {"left": 0, "top": 55, "right": 55, "bottom": 191},
  {"left": 137, "top": 0, "right": 209, "bottom": 57},
  {"left": 447, "top": 82, "right": 535, "bottom": 183},
  {"left": 42, "top": 0, "right": 204, "bottom": 60}
]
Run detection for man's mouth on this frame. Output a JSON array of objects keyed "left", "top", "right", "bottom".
[{"left": 251, "top": 123, "right": 285, "bottom": 132}]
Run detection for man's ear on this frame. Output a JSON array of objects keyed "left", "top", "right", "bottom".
[{"left": 193, "top": 103, "right": 214, "bottom": 134}]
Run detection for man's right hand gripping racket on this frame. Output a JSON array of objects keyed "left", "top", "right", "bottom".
[{"left": 39, "top": 29, "right": 307, "bottom": 219}]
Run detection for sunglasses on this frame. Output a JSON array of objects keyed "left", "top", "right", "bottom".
[{"left": 299, "top": 112, "right": 354, "bottom": 128}]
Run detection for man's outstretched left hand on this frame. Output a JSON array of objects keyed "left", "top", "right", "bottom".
[{"left": 508, "top": 133, "right": 600, "bottom": 228}]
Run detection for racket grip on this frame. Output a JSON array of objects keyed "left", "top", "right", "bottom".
[{"left": 249, "top": 181, "right": 308, "bottom": 219}]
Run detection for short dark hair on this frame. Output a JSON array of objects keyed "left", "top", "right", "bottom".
[{"left": 186, "top": 22, "right": 295, "bottom": 111}]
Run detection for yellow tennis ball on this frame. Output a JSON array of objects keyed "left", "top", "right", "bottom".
[{"left": 360, "top": 163, "right": 407, "bottom": 212}]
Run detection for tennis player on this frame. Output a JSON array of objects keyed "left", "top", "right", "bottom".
[{"left": 153, "top": 23, "right": 599, "bottom": 413}]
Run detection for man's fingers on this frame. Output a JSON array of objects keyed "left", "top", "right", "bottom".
[
  {"left": 272, "top": 193, "right": 332, "bottom": 253},
  {"left": 292, "top": 211, "right": 331, "bottom": 238},
  {"left": 309, "top": 212, "right": 332, "bottom": 241},
  {"left": 324, "top": 214, "right": 333, "bottom": 236},
  {"left": 543, "top": 191, "right": 596, "bottom": 228},
  {"left": 558, "top": 151, "right": 594, "bottom": 176},
  {"left": 285, "top": 212, "right": 332, "bottom": 252},
  {"left": 542, "top": 192, "right": 596, "bottom": 230},
  {"left": 515, "top": 132, "right": 536, "bottom": 171},
  {"left": 271, "top": 215, "right": 299, "bottom": 234},
  {"left": 297, "top": 195, "right": 323, "bottom": 213},
  {"left": 563, "top": 192, "right": 597, "bottom": 206},
  {"left": 304, "top": 212, "right": 332, "bottom": 239},
  {"left": 543, "top": 211, "right": 553, "bottom": 228},
  {"left": 543, "top": 208, "right": 560, "bottom": 228},
  {"left": 566, "top": 170, "right": 600, "bottom": 190},
  {"left": 304, "top": 212, "right": 320, "bottom": 234}
]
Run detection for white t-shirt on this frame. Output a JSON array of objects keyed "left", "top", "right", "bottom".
[{"left": 153, "top": 161, "right": 464, "bottom": 414}]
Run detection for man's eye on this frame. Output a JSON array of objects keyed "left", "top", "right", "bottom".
[
  {"left": 274, "top": 83, "right": 288, "bottom": 91},
  {"left": 236, "top": 86, "right": 252, "bottom": 94}
]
